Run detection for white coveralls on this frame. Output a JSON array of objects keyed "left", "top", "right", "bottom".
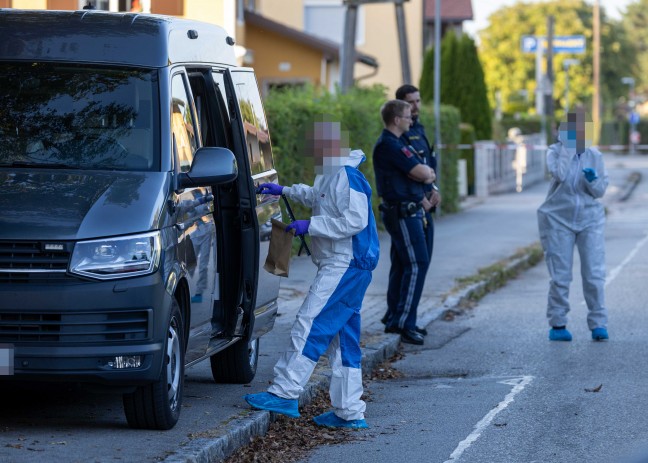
[
  {"left": 268, "top": 150, "right": 379, "bottom": 421},
  {"left": 537, "top": 142, "right": 609, "bottom": 330}
]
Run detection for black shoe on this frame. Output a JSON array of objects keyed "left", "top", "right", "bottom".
[
  {"left": 400, "top": 329, "right": 424, "bottom": 345},
  {"left": 415, "top": 326, "right": 428, "bottom": 336},
  {"left": 380, "top": 315, "right": 388, "bottom": 326},
  {"left": 384, "top": 325, "right": 400, "bottom": 334}
]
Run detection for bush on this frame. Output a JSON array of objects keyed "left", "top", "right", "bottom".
[
  {"left": 459, "top": 123, "right": 476, "bottom": 195},
  {"left": 418, "top": 104, "right": 462, "bottom": 213},
  {"left": 264, "top": 85, "right": 463, "bottom": 223},
  {"left": 264, "top": 84, "right": 386, "bottom": 224}
]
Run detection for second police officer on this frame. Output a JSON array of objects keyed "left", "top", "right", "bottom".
[{"left": 373, "top": 99, "right": 436, "bottom": 345}]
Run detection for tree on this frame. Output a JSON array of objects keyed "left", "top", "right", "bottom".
[
  {"left": 622, "top": 0, "right": 648, "bottom": 95},
  {"left": 419, "top": 33, "right": 492, "bottom": 139},
  {"left": 478, "top": 0, "right": 637, "bottom": 121}
]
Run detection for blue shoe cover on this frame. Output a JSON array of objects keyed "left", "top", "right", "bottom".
[
  {"left": 191, "top": 294, "right": 202, "bottom": 303},
  {"left": 244, "top": 392, "right": 300, "bottom": 418},
  {"left": 592, "top": 327, "right": 609, "bottom": 341},
  {"left": 313, "top": 411, "right": 368, "bottom": 429},
  {"left": 549, "top": 328, "right": 572, "bottom": 341}
]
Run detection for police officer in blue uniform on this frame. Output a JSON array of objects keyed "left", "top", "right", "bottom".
[
  {"left": 373, "top": 99, "right": 436, "bottom": 345},
  {"left": 391, "top": 85, "right": 441, "bottom": 337}
]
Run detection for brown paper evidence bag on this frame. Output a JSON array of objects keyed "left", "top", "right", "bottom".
[{"left": 263, "top": 218, "right": 296, "bottom": 277}]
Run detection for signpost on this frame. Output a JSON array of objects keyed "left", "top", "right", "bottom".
[{"left": 521, "top": 35, "right": 586, "bottom": 54}]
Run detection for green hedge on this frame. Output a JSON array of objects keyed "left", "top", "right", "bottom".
[
  {"left": 418, "top": 104, "right": 462, "bottom": 213},
  {"left": 264, "top": 84, "right": 386, "bottom": 224},
  {"left": 459, "top": 123, "right": 476, "bottom": 195},
  {"left": 264, "top": 85, "right": 463, "bottom": 223}
]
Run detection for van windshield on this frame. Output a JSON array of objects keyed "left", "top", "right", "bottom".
[{"left": 0, "top": 63, "right": 159, "bottom": 171}]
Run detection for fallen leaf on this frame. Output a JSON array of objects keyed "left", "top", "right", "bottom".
[{"left": 584, "top": 384, "right": 603, "bottom": 393}]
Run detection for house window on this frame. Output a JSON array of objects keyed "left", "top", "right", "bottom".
[
  {"left": 77, "top": 0, "right": 110, "bottom": 10},
  {"left": 304, "top": 0, "right": 364, "bottom": 46}
]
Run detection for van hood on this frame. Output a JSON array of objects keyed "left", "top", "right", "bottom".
[{"left": 0, "top": 170, "right": 170, "bottom": 241}]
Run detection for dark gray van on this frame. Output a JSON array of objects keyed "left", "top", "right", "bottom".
[{"left": 0, "top": 9, "right": 282, "bottom": 430}]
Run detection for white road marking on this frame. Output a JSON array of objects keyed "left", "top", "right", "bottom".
[
  {"left": 606, "top": 230, "right": 648, "bottom": 287},
  {"left": 443, "top": 375, "right": 534, "bottom": 462}
]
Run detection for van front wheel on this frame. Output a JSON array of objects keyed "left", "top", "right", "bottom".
[
  {"left": 210, "top": 337, "right": 259, "bottom": 384},
  {"left": 123, "top": 299, "right": 185, "bottom": 430}
]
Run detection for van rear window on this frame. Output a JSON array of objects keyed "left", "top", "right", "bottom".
[{"left": 0, "top": 63, "right": 159, "bottom": 172}]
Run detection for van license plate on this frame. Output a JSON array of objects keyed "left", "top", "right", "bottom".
[{"left": 0, "top": 344, "right": 14, "bottom": 375}]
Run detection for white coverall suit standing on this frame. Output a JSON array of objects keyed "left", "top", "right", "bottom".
[
  {"left": 537, "top": 142, "right": 609, "bottom": 330},
  {"left": 268, "top": 149, "right": 379, "bottom": 421}
]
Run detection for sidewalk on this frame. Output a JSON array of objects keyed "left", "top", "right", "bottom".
[{"left": 164, "top": 161, "right": 634, "bottom": 463}]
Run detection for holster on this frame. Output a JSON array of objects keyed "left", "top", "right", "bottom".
[{"left": 380, "top": 201, "right": 421, "bottom": 219}]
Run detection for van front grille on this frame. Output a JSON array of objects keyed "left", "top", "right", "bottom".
[
  {"left": 0, "top": 241, "right": 71, "bottom": 283},
  {"left": 0, "top": 309, "right": 151, "bottom": 344}
]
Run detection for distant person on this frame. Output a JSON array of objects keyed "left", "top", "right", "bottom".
[
  {"left": 245, "top": 119, "right": 379, "bottom": 429},
  {"left": 373, "top": 99, "right": 436, "bottom": 345},
  {"left": 537, "top": 108, "right": 609, "bottom": 341}
]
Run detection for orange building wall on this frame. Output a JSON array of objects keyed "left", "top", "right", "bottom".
[{"left": 245, "top": 25, "right": 326, "bottom": 91}]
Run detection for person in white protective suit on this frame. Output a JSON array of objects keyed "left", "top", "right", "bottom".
[
  {"left": 245, "top": 120, "right": 380, "bottom": 429},
  {"left": 537, "top": 108, "right": 609, "bottom": 342}
]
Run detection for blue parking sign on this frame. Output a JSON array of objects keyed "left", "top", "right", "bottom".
[{"left": 629, "top": 111, "right": 640, "bottom": 125}]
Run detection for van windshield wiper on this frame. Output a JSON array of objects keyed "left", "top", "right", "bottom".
[{"left": 4, "top": 161, "right": 81, "bottom": 169}]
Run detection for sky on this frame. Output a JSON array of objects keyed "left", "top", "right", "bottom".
[{"left": 463, "top": 0, "right": 635, "bottom": 38}]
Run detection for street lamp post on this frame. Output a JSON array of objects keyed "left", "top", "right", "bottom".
[
  {"left": 621, "top": 77, "right": 636, "bottom": 155},
  {"left": 563, "top": 59, "right": 579, "bottom": 114}
]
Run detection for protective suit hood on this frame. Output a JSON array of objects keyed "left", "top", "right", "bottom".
[{"left": 345, "top": 149, "right": 366, "bottom": 169}]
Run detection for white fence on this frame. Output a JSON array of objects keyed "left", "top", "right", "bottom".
[{"left": 473, "top": 133, "right": 547, "bottom": 197}]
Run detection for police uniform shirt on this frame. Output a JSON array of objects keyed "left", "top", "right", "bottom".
[
  {"left": 373, "top": 128, "right": 426, "bottom": 203},
  {"left": 404, "top": 118, "right": 436, "bottom": 172}
]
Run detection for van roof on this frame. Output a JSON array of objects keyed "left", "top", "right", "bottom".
[{"left": 0, "top": 9, "right": 237, "bottom": 68}]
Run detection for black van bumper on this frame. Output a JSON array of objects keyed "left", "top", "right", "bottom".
[{"left": 0, "top": 272, "right": 172, "bottom": 386}]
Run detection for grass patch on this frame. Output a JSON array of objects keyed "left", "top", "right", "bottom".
[{"left": 451, "top": 242, "right": 543, "bottom": 303}]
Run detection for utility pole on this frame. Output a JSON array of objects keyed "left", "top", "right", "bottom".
[
  {"left": 593, "top": 0, "right": 600, "bottom": 144},
  {"left": 340, "top": 2, "right": 359, "bottom": 93},
  {"left": 433, "top": 0, "right": 441, "bottom": 215},
  {"left": 545, "top": 15, "right": 554, "bottom": 139},
  {"left": 340, "top": 0, "right": 412, "bottom": 93},
  {"left": 394, "top": 0, "right": 412, "bottom": 84}
]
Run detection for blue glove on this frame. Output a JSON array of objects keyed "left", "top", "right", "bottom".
[
  {"left": 582, "top": 168, "right": 598, "bottom": 182},
  {"left": 256, "top": 183, "right": 284, "bottom": 195},
  {"left": 286, "top": 220, "right": 310, "bottom": 236}
]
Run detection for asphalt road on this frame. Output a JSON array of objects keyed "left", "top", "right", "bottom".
[
  {"left": 301, "top": 155, "right": 648, "bottom": 463},
  {"left": 0, "top": 154, "right": 645, "bottom": 463}
]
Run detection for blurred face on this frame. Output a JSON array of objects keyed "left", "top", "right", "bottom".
[
  {"left": 403, "top": 91, "right": 421, "bottom": 119},
  {"left": 308, "top": 121, "right": 350, "bottom": 175},
  {"left": 558, "top": 110, "right": 592, "bottom": 154}
]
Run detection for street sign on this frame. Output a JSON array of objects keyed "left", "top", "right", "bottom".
[
  {"left": 521, "top": 35, "right": 586, "bottom": 54},
  {"left": 629, "top": 111, "right": 640, "bottom": 125}
]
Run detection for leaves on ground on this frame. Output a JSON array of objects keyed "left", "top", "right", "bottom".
[
  {"left": 584, "top": 384, "right": 603, "bottom": 393},
  {"left": 225, "top": 352, "right": 404, "bottom": 463}
]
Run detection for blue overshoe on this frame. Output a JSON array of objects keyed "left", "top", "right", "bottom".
[
  {"left": 549, "top": 328, "right": 572, "bottom": 341},
  {"left": 592, "top": 327, "right": 609, "bottom": 341},
  {"left": 244, "top": 392, "right": 300, "bottom": 418},
  {"left": 313, "top": 411, "right": 368, "bottom": 429}
]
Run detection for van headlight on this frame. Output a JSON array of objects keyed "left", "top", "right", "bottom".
[{"left": 70, "top": 231, "right": 161, "bottom": 280}]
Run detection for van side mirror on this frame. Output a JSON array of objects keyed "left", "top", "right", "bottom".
[{"left": 178, "top": 147, "right": 238, "bottom": 189}]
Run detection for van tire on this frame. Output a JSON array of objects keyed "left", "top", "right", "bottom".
[
  {"left": 210, "top": 337, "right": 259, "bottom": 384},
  {"left": 123, "top": 298, "right": 185, "bottom": 430}
]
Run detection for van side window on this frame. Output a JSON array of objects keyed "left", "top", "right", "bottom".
[
  {"left": 231, "top": 72, "right": 274, "bottom": 176},
  {"left": 171, "top": 74, "right": 198, "bottom": 172}
]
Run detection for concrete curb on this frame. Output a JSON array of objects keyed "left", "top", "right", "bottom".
[{"left": 163, "top": 244, "right": 542, "bottom": 463}]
